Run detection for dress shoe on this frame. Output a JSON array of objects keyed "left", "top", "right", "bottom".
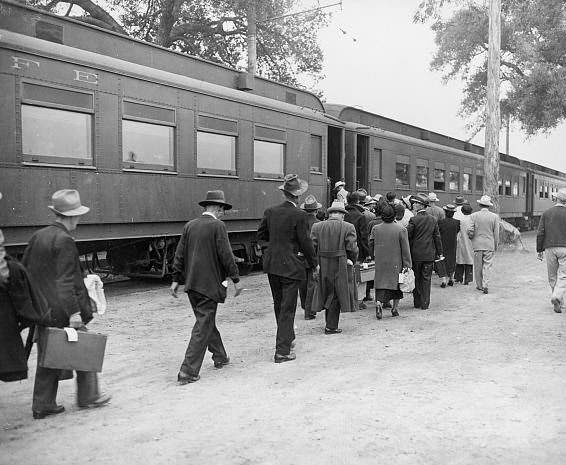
[
  {"left": 324, "top": 327, "right": 342, "bottom": 334},
  {"left": 214, "top": 357, "right": 230, "bottom": 368},
  {"left": 274, "top": 353, "right": 296, "bottom": 363},
  {"left": 551, "top": 297, "right": 562, "bottom": 313},
  {"left": 32, "top": 405, "right": 65, "bottom": 419},
  {"left": 448, "top": 280, "right": 454, "bottom": 286},
  {"left": 78, "top": 394, "right": 111, "bottom": 409},
  {"left": 375, "top": 305, "right": 383, "bottom": 320},
  {"left": 483, "top": 287, "right": 489, "bottom": 294},
  {"left": 476, "top": 286, "right": 484, "bottom": 292},
  {"left": 391, "top": 308, "right": 399, "bottom": 317},
  {"left": 177, "top": 372, "right": 200, "bottom": 385},
  {"left": 440, "top": 282, "right": 446, "bottom": 288}
]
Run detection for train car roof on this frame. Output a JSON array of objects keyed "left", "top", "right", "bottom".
[
  {"left": 326, "top": 104, "right": 566, "bottom": 179},
  {"left": 0, "top": 29, "right": 340, "bottom": 126},
  {"left": 0, "top": 0, "right": 325, "bottom": 112}
]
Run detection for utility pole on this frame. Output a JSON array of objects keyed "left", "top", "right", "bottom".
[
  {"left": 484, "top": 0, "right": 501, "bottom": 212},
  {"left": 247, "top": 0, "right": 257, "bottom": 76}
]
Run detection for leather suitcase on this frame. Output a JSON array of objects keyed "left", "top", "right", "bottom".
[{"left": 38, "top": 327, "right": 107, "bottom": 372}]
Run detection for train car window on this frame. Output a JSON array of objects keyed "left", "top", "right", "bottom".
[
  {"left": 462, "top": 171, "right": 471, "bottom": 192},
  {"left": 22, "top": 105, "right": 92, "bottom": 162},
  {"left": 449, "top": 166, "right": 460, "bottom": 191},
  {"left": 197, "top": 132, "right": 236, "bottom": 175},
  {"left": 310, "top": 135, "right": 322, "bottom": 172},
  {"left": 513, "top": 181, "right": 519, "bottom": 196},
  {"left": 539, "top": 182, "right": 544, "bottom": 198},
  {"left": 521, "top": 176, "right": 526, "bottom": 196},
  {"left": 433, "top": 168, "right": 446, "bottom": 191},
  {"left": 254, "top": 140, "right": 285, "bottom": 178},
  {"left": 505, "top": 180, "right": 512, "bottom": 196},
  {"left": 122, "top": 120, "right": 174, "bottom": 168},
  {"left": 416, "top": 160, "right": 429, "bottom": 190},
  {"left": 498, "top": 180, "right": 503, "bottom": 195},
  {"left": 395, "top": 155, "right": 410, "bottom": 189},
  {"left": 545, "top": 185, "right": 549, "bottom": 198},
  {"left": 373, "top": 148, "right": 383, "bottom": 180}
]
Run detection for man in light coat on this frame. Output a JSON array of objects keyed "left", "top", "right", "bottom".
[
  {"left": 310, "top": 201, "right": 358, "bottom": 333},
  {"left": 536, "top": 187, "right": 566, "bottom": 313},
  {"left": 427, "top": 192, "right": 446, "bottom": 222},
  {"left": 467, "top": 195, "right": 500, "bottom": 294}
]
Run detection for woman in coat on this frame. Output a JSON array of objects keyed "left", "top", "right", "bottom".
[
  {"left": 437, "top": 204, "right": 460, "bottom": 286},
  {"left": 369, "top": 204, "right": 412, "bottom": 319},
  {"left": 455, "top": 204, "right": 474, "bottom": 284}
]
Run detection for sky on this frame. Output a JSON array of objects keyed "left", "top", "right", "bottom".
[{"left": 311, "top": 0, "right": 566, "bottom": 173}]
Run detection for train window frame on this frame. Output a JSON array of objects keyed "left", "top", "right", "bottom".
[
  {"left": 395, "top": 155, "right": 411, "bottom": 190},
  {"left": 448, "top": 165, "right": 460, "bottom": 191},
  {"left": 121, "top": 99, "right": 176, "bottom": 172},
  {"left": 462, "top": 167, "right": 472, "bottom": 193},
  {"left": 253, "top": 124, "right": 287, "bottom": 179},
  {"left": 373, "top": 148, "right": 383, "bottom": 181},
  {"left": 505, "top": 179, "right": 512, "bottom": 196},
  {"left": 196, "top": 113, "right": 238, "bottom": 176},
  {"left": 512, "top": 179, "right": 519, "bottom": 197},
  {"left": 310, "top": 134, "right": 323, "bottom": 174},
  {"left": 20, "top": 81, "right": 95, "bottom": 166},
  {"left": 415, "top": 159, "right": 429, "bottom": 191},
  {"left": 475, "top": 169, "right": 484, "bottom": 192},
  {"left": 433, "top": 163, "right": 446, "bottom": 191},
  {"left": 498, "top": 179, "right": 503, "bottom": 195}
]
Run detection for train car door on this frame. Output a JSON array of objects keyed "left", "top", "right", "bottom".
[
  {"left": 327, "top": 126, "right": 344, "bottom": 205},
  {"left": 356, "top": 134, "right": 369, "bottom": 191},
  {"left": 344, "top": 130, "right": 356, "bottom": 192}
]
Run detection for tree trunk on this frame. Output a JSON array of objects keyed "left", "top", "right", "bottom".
[
  {"left": 157, "top": 0, "right": 183, "bottom": 47},
  {"left": 247, "top": 0, "right": 257, "bottom": 76},
  {"left": 484, "top": 0, "right": 501, "bottom": 213}
]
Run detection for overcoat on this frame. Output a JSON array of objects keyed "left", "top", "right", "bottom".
[
  {"left": 369, "top": 222, "right": 412, "bottom": 290},
  {"left": 407, "top": 211, "right": 443, "bottom": 262},
  {"left": 22, "top": 222, "right": 92, "bottom": 328},
  {"left": 344, "top": 204, "right": 370, "bottom": 260},
  {"left": 257, "top": 201, "right": 316, "bottom": 281},
  {"left": 467, "top": 208, "right": 500, "bottom": 251},
  {"left": 172, "top": 214, "right": 240, "bottom": 303},
  {"left": 310, "top": 218, "right": 358, "bottom": 312},
  {"left": 456, "top": 216, "right": 474, "bottom": 265},
  {"left": 438, "top": 217, "right": 460, "bottom": 274}
]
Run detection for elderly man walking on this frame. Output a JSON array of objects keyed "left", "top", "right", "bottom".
[
  {"left": 310, "top": 200, "right": 358, "bottom": 333},
  {"left": 258, "top": 174, "right": 316, "bottom": 363},
  {"left": 537, "top": 188, "right": 566, "bottom": 313},
  {"left": 467, "top": 195, "right": 500, "bottom": 294},
  {"left": 427, "top": 193, "right": 445, "bottom": 222},
  {"left": 299, "top": 195, "right": 322, "bottom": 320},
  {"left": 171, "top": 190, "right": 242, "bottom": 384},
  {"left": 23, "top": 190, "right": 110, "bottom": 419}
]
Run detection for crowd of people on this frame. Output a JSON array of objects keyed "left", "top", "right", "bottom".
[{"left": 1, "top": 178, "right": 566, "bottom": 419}]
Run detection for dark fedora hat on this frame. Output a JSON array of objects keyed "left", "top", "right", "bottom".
[
  {"left": 300, "top": 194, "right": 322, "bottom": 211},
  {"left": 443, "top": 203, "right": 456, "bottom": 212},
  {"left": 198, "top": 190, "right": 232, "bottom": 210},
  {"left": 278, "top": 174, "right": 308, "bottom": 196},
  {"left": 410, "top": 193, "right": 429, "bottom": 207},
  {"left": 454, "top": 195, "right": 465, "bottom": 206}
]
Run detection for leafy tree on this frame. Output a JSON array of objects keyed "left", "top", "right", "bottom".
[
  {"left": 415, "top": 0, "right": 566, "bottom": 135},
  {"left": 25, "top": 0, "right": 329, "bottom": 89}
]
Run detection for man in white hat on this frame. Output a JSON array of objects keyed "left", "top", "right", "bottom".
[
  {"left": 467, "top": 195, "right": 500, "bottom": 294},
  {"left": 22, "top": 189, "right": 110, "bottom": 419},
  {"left": 426, "top": 192, "right": 446, "bottom": 222},
  {"left": 536, "top": 187, "right": 566, "bottom": 312},
  {"left": 310, "top": 201, "right": 358, "bottom": 333},
  {"left": 334, "top": 180, "right": 349, "bottom": 204}
]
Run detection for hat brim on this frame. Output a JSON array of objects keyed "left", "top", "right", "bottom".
[
  {"left": 302, "top": 202, "right": 322, "bottom": 211},
  {"left": 278, "top": 178, "right": 308, "bottom": 196},
  {"left": 48, "top": 205, "right": 90, "bottom": 216},
  {"left": 477, "top": 200, "right": 493, "bottom": 207},
  {"left": 327, "top": 207, "right": 347, "bottom": 214},
  {"left": 198, "top": 200, "right": 233, "bottom": 210}
]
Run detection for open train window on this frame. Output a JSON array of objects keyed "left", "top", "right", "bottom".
[
  {"left": 197, "top": 115, "right": 238, "bottom": 176},
  {"left": 122, "top": 100, "right": 175, "bottom": 171},
  {"left": 254, "top": 125, "right": 286, "bottom": 179},
  {"left": 521, "top": 176, "right": 526, "bottom": 196},
  {"left": 462, "top": 167, "right": 472, "bottom": 192},
  {"left": 395, "top": 155, "right": 410, "bottom": 189},
  {"left": 433, "top": 163, "right": 445, "bottom": 191},
  {"left": 373, "top": 148, "right": 383, "bottom": 180},
  {"left": 498, "top": 180, "right": 503, "bottom": 195},
  {"left": 310, "top": 135, "right": 322, "bottom": 173},
  {"left": 21, "top": 82, "right": 93, "bottom": 166},
  {"left": 539, "top": 182, "right": 544, "bottom": 198},
  {"left": 513, "top": 180, "right": 519, "bottom": 196},
  {"left": 449, "top": 165, "right": 460, "bottom": 191},
  {"left": 416, "top": 159, "right": 429, "bottom": 190},
  {"left": 545, "top": 184, "right": 549, "bottom": 198},
  {"left": 505, "top": 180, "right": 512, "bottom": 196}
]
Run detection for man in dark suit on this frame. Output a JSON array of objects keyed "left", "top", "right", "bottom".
[
  {"left": 299, "top": 194, "right": 321, "bottom": 320},
  {"left": 406, "top": 194, "right": 443, "bottom": 310},
  {"left": 171, "top": 190, "right": 242, "bottom": 384},
  {"left": 258, "top": 174, "right": 317, "bottom": 363}
]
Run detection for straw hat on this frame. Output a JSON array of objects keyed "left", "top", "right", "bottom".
[
  {"left": 428, "top": 192, "right": 439, "bottom": 202},
  {"left": 334, "top": 180, "right": 346, "bottom": 188},
  {"left": 477, "top": 195, "right": 494, "bottom": 207},
  {"left": 327, "top": 200, "right": 347, "bottom": 214},
  {"left": 48, "top": 190, "right": 90, "bottom": 216}
]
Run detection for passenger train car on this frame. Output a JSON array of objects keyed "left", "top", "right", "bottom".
[{"left": 1, "top": 0, "right": 565, "bottom": 276}]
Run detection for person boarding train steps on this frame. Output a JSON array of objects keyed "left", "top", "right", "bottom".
[
  {"left": 258, "top": 174, "right": 317, "bottom": 363},
  {"left": 171, "top": 190, "right": 243, "bottom": 384},
  {"left": 22, "top": 189, "right": 111, "bottom": 419}
]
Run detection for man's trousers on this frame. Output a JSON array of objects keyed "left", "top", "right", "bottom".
[
  {"left": 180, "top": 290, "right": 228, "bottom": 377},
  {"left": 299, "top": 269, "right": 317, "bottom": 318},
  {"left": 412, "top": 261, "right": 433, "bottom": 309},
  {"left": 545, "top": 247, "right": 566, "bottom": 305},
  {"left": 454, "top": 264, "right": 473, "bottom": 284},
  {"left": 267, "top": 274, "right": 300, "bottom": 356},
  {"left": 473, "top": 250, "right": 494, "bottom": 289}
]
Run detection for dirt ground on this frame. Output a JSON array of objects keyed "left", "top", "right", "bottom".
[{"left": 1, "top": 232, "right": 565, "bottom": 465}]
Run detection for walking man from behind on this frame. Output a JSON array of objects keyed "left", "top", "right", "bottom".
[
  {"left": 171, "top": 190, "right": 242, "bottom": 384},
  {"left": 467, "top": 195, "right": 500, "bottom": 294},
  {"left": 299, "top": 194, "right": 322, "bottom": 320},
  {"left": 23, "top": 189, "right": 110, "bottom": 419},
  {"left": 536, "top": 187, "right": 566, "bottom": 313},
  {"left": 258, "top": 174, "right": 316, "bottom": 363}
]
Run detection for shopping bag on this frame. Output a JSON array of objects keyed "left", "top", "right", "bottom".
[{"left": 399, "top": 268, "right": 415, "bottom": 293}]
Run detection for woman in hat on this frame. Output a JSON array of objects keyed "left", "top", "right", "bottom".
[
  {"left": 455, "top": 204, "right": 474, "bottom": 284},
  {"left": 369, "top": 204, "right": 412, "bottom": 319},
  {"left": 437, "top": 204, "right": 460, "bottom": 287}
]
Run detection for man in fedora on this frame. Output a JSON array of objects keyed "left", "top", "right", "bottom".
[
  {"left": 299, "top": 194, "right": 322, "bottom": 320},
  {"left": 427, "top": 192, "right": 445, "bottom": 222},
  {"left": 467, "top": 195, "right": 500, "bottom": 294},
  {"left": 258, "top": 174, "right": 316, "bottom": 363},
  {"left": 334, "top": 180, "right": 348, "bottom": 204},
  {"left": 536, "top": 187, "right": 566, "bottom": 313},
  {"left": 437, "top": 204, "right": 460, "bottom": 287},
  {"left": 22, "top": 189, "right": 110, "bottom": 419},
  {"left": 453, "top": 195, "right": 466, "bottom": 221},
  {"left": 310, "top": 200, "right": 358, "bottom": 333},
  {"left": 407, "top": 193, "right": 443, "bottom": 310},
  {"left": 171, "top": 190, "right": 242, "bottom": 383}
]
